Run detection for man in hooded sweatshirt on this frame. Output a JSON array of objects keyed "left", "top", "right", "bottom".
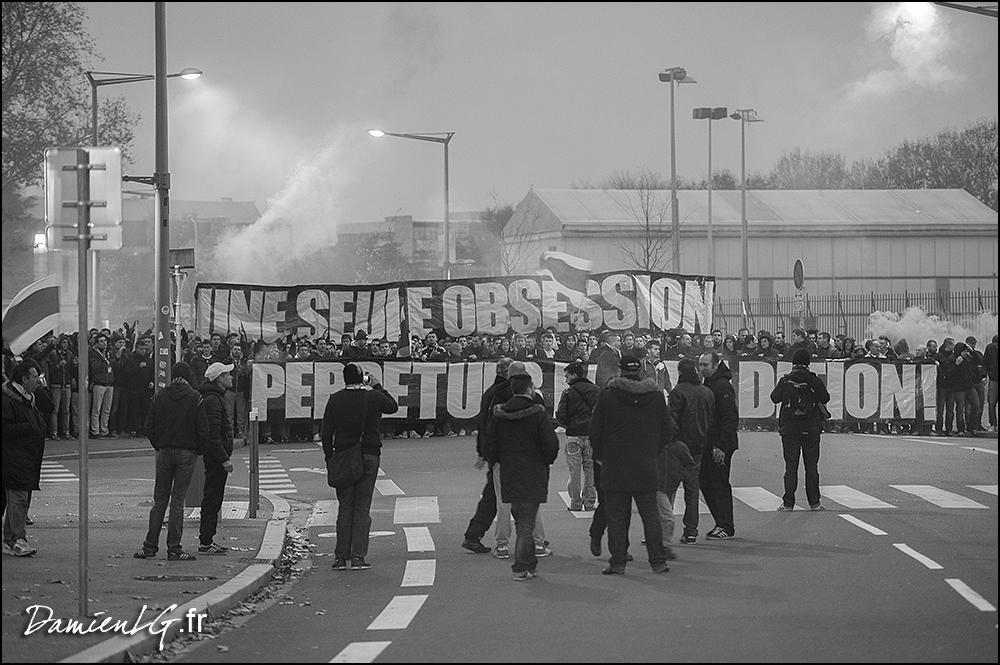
[
  {"left": 197, "top": 362, "right": 236, "bottom": 555},
  {"left": 700, "top": 351, "right": 740, "bottom": 539},
  {"left": 482, "top": 372, "right": 559, "bottom": 581},
  {"left": 590, "top": 355, "right": 672, "bottom": 575}
]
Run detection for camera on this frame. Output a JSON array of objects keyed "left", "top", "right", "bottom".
[{"left": 363, "top": 372, "right": 372, "bottom": 386}]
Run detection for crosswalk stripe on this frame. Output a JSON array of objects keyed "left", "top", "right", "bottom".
[
  {"left": 731, "top": 487, "right": 784, "bottom": 512},
  {"left": 186, "top": 501, "right": 249, "bottom": 520},
  {"left": 403, "top": 527, "right": 435, "bottom": 552},
  {"left": 967, "top": 485, "right": 998, "bottom": 496},
  {"left": 821, "top": 485, "right": 897, "bottom": 509},
  {"left": 367, "top": 595, "right": 428, "bottom": 631},
  {"left": 838, "top": 514, "right": 888, "bottom": 535},
  {"left": 893, "top": 543, "right": 944, "bottom": 570},
  {"left": 376, "top": 479, "right": 405, "bottom": 496},
  {"left": 393, "top": 497, "right": 440, "bottom": 524},
  {"left": 307, "top": 499, "right": 339, "bottom": 527},
  {"left": 945, "top": 579, "right": 997, "bottom": 612},
  {"left": 329, "top": 641, "right": 392, "bottom": 663},
  {"left": 558, "top": 491, "right": 591, "bottom": 518},
  {"left": 401, "top": 560, "right": 436, "bottom": 587},
  {"left": 890, "top": 485, "right": 989, "bottom": 509}
]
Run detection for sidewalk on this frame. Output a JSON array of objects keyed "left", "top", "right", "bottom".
[{"left": 1, "top": 473, "right": 288, "bottom": 663}]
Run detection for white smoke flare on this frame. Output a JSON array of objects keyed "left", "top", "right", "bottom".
[{"left": 868, "top": 307, "right": 998, "bottom": 351}]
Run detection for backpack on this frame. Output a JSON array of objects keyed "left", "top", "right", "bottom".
[{"left": 781, "top": 377, "right": 817, "bottom": 420}]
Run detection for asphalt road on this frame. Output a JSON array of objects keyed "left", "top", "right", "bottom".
[{"left": 45, "top": 432, "right": 998, "bottom": 662}]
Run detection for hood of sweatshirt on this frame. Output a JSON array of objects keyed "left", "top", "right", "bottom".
[
  {"left": 606, "top": 376, "right": 662, "bottom": 407},
  {"left": 493, "top": 394, "right": 546, "bottom": 420},
  {"left": 164, "top": 380, "right": 197, "bottom": 401}
]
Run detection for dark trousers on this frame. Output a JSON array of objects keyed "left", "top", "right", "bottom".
[
  {"left": 143, "top": 448, "right": 198, "bottom": 554},
  {"left": 510, "top": 501, "right": 539, "bottom": 573},
  {"left": 3, "top": 489, "right": 32, "bottom": 544},
  {"left": 944, "top": 389, "right": 967, "bottom": 433},
  {"left": 335, "top": 453, "right": 380, "bottom": 561},
  {"left": 119, "top": 391, "right": 150, "bottom": 435},
  {"left": 667, "top": 454, "right": 703, "bottom": 537},
  {"left": 199, "top": 460, "right": 230, "bottom": 546},
  {"left": 464, "top": 465, "right": 497, "bottom": 541},
  {"left": 700, "top": 447, "right": 735, "bottom": 535},
  {"left": 589, "top": 461, "right": 607, "bottom": 541},
  {"left": 604, "top": 490, "right": 666, "bottom": 568},
  {"left": 781, "top": 433, "right": 821, "bottom": 507},
  {"left": 935, "top": 384, "right": 946, "bottom": 431}
]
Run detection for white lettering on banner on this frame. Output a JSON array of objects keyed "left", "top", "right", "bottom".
[
  {"left": 920, "top": 364, "right": 937, "bottom": 421},
  {"left": 844, "top": 363, "right": 880, "bottom": 419},
  {"left": 683, "top": 279, "right": 714, "bottom": 333},
  {"left": 355, "top": 291, "right": 373, "bottom": 337},
  {"left": 739, "top": 362, "right": 775, "bottom": 418},
  {"left": 443, "top": 285, "right": 476, "bottom": 337},
  {"left": 827, "top": 360, "right": 845, "bottom": 420},
  {"left": 329, "top": 291, "right": 354, "bottom": 339},
  {"left": 508, "top": 280, "right": 541, "bottom": 333},
  {"left": 407, "top": 286, "right": 433, "bottom": 342},
  {"left": 251, "top": 363, "right": 285, "bottom": 419},
  {"left": 285, "top": 363, "right": 312, "bottom": 419},
  {"left": 261, "top": 290, "right": 287, "bottom": 341},
  {"left": 447, "top": 363, "right": 485, "bottom": 418},
  {"left": 601, "top": 274, "right": 637, "bottom": 330},
  {"left": 634, "top": 274, "right": 652, "bottom": 330},
  {"left": 881, "top": 363, "right": 916, "bottom": 419},
  {"left": 296, "top": 289, "right": 328, "bottom": 338},
  {"left": 540, "top": 280, "right": 571, "bottom": 332},
  {"left": 382, "top": 362, "right": 412, "bottom": 419},
  {"left": 474, "top": 282, "right": 509, "bottom": 335},
  {"left": 313, "top": 362, "right": 341, "bottom": 419},
  {"left": 212, "top": 289, "right": 229, "bottom": 337},
  {"left": 410, "top": 363, "right": 447, "bottom": 419},
  {"left": 650, "top": 278, "right": 683, "bottom": 330}
]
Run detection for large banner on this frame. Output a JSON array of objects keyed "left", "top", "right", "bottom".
[
  {"left": 195, "top": 271, "right": 716, "bottom": 342},
  {"left": 250, "top": 359, "right": 938, "bottom": 425}
]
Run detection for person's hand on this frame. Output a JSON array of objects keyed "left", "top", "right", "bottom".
[
  {"left": 474, "top": 457, "right": 486, "bottom": 471},
  {"left": 712, "top": 448, "right": 726, "bottom": 465},
  {"left": 222, "top": 459, "right": 234, "bottom": 473}
]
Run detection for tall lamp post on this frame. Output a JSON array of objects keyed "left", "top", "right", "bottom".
[
  {"left": 85, "top": 66, "right": 201, "bottom": 330},
  {"left": 658, "top": 66, "right": 697, "bottom": 272},
  {"left": 692, "top": 106, "right": 728, "bottom": 277},
  {"left": 368, "top": 130, "right": 455, "bottom": 279},
  {"left": 729, "top": 108, "right": 763, "bottom": 329}
]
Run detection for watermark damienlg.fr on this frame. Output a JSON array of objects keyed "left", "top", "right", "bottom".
[{"left": 23, "top": 604, "right": 209, "bottom": 651}]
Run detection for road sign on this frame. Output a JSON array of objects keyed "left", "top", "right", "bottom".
[
  {"left": 44, "top": 147, "right": 122, "bottom": 235},
  {"left": 792, "top": 292, "right": 805, "bottom": 313},
  {"left": 46, "top": 224, "right": 123, "bottom": 251},
  {"left": 793, "top": 259, "right": 804, "bottom": 290}
]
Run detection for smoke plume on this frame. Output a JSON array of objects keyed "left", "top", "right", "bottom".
[{"left": 868, "top": 307, "right": 998, "bottom": 351}]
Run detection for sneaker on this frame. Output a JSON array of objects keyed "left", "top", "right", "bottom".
[
  {"left": 10, "top": 539, "right": 37, "bottom": 557},
  {"left": 458, "top": 429, "right": 467, "bottom": 436},
  {"left": 568, "top": 503, "right": 584, "bottom": 512},
  {"left": 422, "top": 431, "right": 433, "bottom": 438},
  {"left": 589, "top": 536, "right": 602, "bottom": 557},
  {"left": 651, "top": 562, "right": 670, "bottom": 574},
  {"left": 512, "top": 570, "right": 531, "bottom": 581},
  {"left": 331, "top": 557, "right": 348, "bottom": 571},
  {"left": 167, "top": 551, "right": 196, "bottom": 561},
  {"left": 679, "top": 534, "right": 696, "bottom": 544},
  {"left": 777, "top": 504, "right": 795, "bottom": 511},
  {"left": 706, "top": 527, "right": 734, "bottom": 539},
  {"left": 663, "top": 545, "right": 677, "bottom": 560},
  {"left": 133, "top": 548, "right": 156, "bottom": 559},
  {"left": 198, "top": 542, "right": 229, "bottom": 555},
  {"left": 809, "top": 503, "right": 825, "bottom": 511},
  {"left": 493, "top": 544, "right": 510, "bottom": 559},
  {"left": 601, "top": 565, "right": 625, "bottom": 575},
  {"left": 409, "top": 431, "right": 421, "bottom": 439},
  {"left": 25, "top": 516, "right": 34, "bottom": 526},
  {"left": 1, "top": 542, "right": 13, "bottom": 556},
  {"left": 461, "top": 539, "right": 491, "bottom": 554},
  {"left": 583, "top": 504, "right": 596, "bottom": 511},
  {"left": 625, "top": 553, "right": 634, "bottom": 562},
  {"left": 351, "top": 558, "right": 373, "bottom": 570},
  {"left": 534, "top": 543, "right": 553, "bottom": 557}
]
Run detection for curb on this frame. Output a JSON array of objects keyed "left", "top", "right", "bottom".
[{"left": 60, "top": 492, "right": 291, "bottom": 663}]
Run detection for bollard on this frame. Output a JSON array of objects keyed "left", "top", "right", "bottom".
[{"left": 248, "top": 408, "right": 259, "bottom": 518}]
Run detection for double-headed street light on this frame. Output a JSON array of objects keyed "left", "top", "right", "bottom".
[
  {"left": 730, "top": 108, "right": 764, "bottom": 329},
  {"left": 692, "top": 106, "right": 728, "bottom": 277},
  {"left": 85, "top": 66, "right": 201, "bottom": 328},
  {"left": 368, "top": 129, "right": 455, "bottom": 279},
  {"left": 658, "top": 66, "right": 697, "bottom": 272}
]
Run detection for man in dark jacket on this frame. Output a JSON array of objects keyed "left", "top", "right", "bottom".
[
  {"left": 700, "top": 352, "right": 740, "bottom": 539},
  {"left": 482, "top": 372, "right": 559, "bottom": 580},
  {"left": 555, "top": 362, "right": 599, "bottom": 511},
  {"left": 663, "top": 357, "right": 714, "bottom": 550},
  {"left": 197, "top": 363, "right": 236, "bottom": 554},
  {"left": 590, "top": 355, "right": 672, "bottom": 575},
  {"left": 784, "top": 328, "right": 812, "bottom": 363},
  {"left": 119, "top": 336, "right": 153, "bottom": 437},
  {"left": 136, "top": 362, "right": 209, "bottom": 561},
  {"left": 589, "top": 331, "right": 622, "bottom": 389},
  {"left": 949, "top": 341, "right": 980, "bottom": 436},
  {"left": 769, "top": 349, "right": 831, "bottom": 511},
  {"left": 461, "top": 357, "right": 514, "bottom": 554},
  {"left": 321, "top": 363, "right": 399, "bottom": 571},
  {"left": 2, "top": 359, "right": 51, "bottom": 557},
  {"left": 985, "top": 334, "right": 998, "bottom": 433}
]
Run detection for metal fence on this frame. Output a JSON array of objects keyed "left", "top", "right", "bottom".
[{"left": 714, "top": 290, "right": 998, "bottom": 341}]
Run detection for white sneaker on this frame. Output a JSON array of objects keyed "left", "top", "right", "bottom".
[{"left": 10, "top": 538, "right": 37, "bottom": 557}]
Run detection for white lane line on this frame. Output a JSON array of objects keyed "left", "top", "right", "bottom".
[
  {"left": 893, "top": 543, "right": 943, "bottom": 570},
  {"left": 901, "top": 436, "right": 958, "bottom": 447},
  {"left": 401, "top": 560, "right": 436, "bottom": 587},
  {"left": 393, "top": 497, "right": 440, "bottom": 524},
  {"left": 962, "top": 446, "right": 997, "bottom": 455},
  {"left": 731, "top": 487, "right": 785, "bottom": 512},
  {"left": 821, "top": 485, "right": 897, "bottom": 510},
  {"left": 838, "top": 514, "right": 888, "bottom": 535},
  {"left": 376, "top": 479, "right": 405, "bottom": 496},
  {"left": 557, "top": 491, "right": 591, "bottom": 518},
  {"left": 367, "top": 595, "right": 428, "bottom": 630},
  {"left": 403, "top": 526, "right": 435, "bottom": 552},
  {"left": 967, "top": 485, "right": 998, "bottom": 496},
  {"left": 329, "top": 641, "right": 392, "bottom": 663},
  {"left": 308, "top": 499, "right": 339, "bottom": 527},
  {"left": 945, "top": 579, "right": 997, "bottom": 612},
  {"left": 890, "top": 485, "right": 989, "bottom": 509}
]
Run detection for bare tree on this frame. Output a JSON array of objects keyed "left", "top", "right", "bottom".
[{"left": 485, "top": 191, "right": 539, "bottom": 276}]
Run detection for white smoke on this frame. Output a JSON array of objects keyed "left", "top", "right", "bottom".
[
  {"left": 868, "top": 307, "right": 998, "bottom": 350},
  {"left": 848, "top": 2, "right": 960, "bottom": 102}
]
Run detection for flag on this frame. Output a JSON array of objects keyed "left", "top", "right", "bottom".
[
  {"left": 2, "top": 275, "right": 61, "bottom": 355},
  {"left": 537, "top": 251, "right": 593, "bottom": 293}
]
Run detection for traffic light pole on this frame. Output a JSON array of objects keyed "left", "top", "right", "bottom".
[{"left": 152, "top": 2, "right": 172, "bottom": 391}]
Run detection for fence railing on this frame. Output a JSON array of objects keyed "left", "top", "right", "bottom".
[{"left": 714, "top": 290, "right": 997, "bottom": 340}]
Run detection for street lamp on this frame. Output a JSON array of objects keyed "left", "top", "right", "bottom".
[
  {"left": 658, "top": 66, "right": 697, "bottom": 272},
  {"left": 729, "top": 108, "right": 764, "bottom": 329},
  {"left": 692, "top": 106, "right": 728, "bottom": 277},
  {"left": 85, "top": 66, "right": 201, "bottom": 328},
  {"left": 368, "top": 129, "right": 455, "bottom": 279}
]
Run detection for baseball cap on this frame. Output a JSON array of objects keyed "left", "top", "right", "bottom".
[
  {"left": 205, "top": 362, "right": 234, "bottom": 382},
  {"left": 619, "top": 355, "right": 641, "bottom": 374}
]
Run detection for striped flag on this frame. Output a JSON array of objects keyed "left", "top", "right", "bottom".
[
  {"left": 2, "top": 275, "right": 61, "bottom": 355},
  {"left": 537, "top": 251, "right": 593, "bottom": 293}
]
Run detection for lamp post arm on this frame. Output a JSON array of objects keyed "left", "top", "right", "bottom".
[{"left": 382, "top": 131, "right": 454, "bottom": 144}]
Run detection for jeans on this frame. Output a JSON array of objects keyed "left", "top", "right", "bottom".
[
  {"left": 604, "top": 490, "right": 666, "bottom": 568},
  {"left": 944, "top": 389, "right": 967, "bottom": 433},
  {"left": 510, "top": 501, "right": 539, "bottom": 573},
  {"left": 464, "top": 465, "right": 496, "bottom": 541},
  {"left": 70, "top": 390, "right": 80, "bottom": 436},
  {"left": 3, "top": 489, "right": 32, "bottom": 544},
  {"left": 667, "top": 454, "right": 703, "bottom": 537},
  {"left": 91, "top": 385, "right": 113, "bottom": 435},
  {"left": 199, "top": 460, "right": 230, "bottom": 546},
  {"left": 335, "top": 453, "right": 380, "bottom": 561},
  {"left": 589, "top": 461, "right": 607, "bottom": 541},
  {"left": 656, "top": 491, "right": 674, "bottom": 544},
  {"left": 781, "top": 433, "right": 821, "bottom": 507},
  {"left": 109, "top": 384, "right": 123, "bottom": 433},
  {"left": 492, "top": 463, "right": 545, "bottom": 546},
  {"left": 989, "top": 379, "right": 998, "bottom": 428},
  {"left": 224, "top": 390, "right": 247, "bottom": 437},
  {"left": 565, "top": 436, "right": 597, "bottom": 509},
  {"left": 50, "top": 385, "right": 71, "bottom": 436},
  {"left": 973, "top": 380, "right": 986, "bottom": 429},
  {"left": 143, "top": 448, "right": 198, "bottom": 554},
  {"left": 700, "top": 447, "right": 735, "bottom": 535},
  {"left": 935, "top": 384, "right": 946, "bottom": 432}
]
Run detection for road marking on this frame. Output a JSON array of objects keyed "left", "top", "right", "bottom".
[
  {"left": 901, "top": 436, "right": 958, "bottom": 447},
  {"left": 403, "top": 526, "right": 435, "bottom": 552},
  {"left": 821, "top": 485, "right": 897, "bottom": 509},
  {"left": 967, "top": 485, "right": 998, "bottom": 496},
  {"left": 962, "top": 446, "right": 997, "bottom": 455},
  {"left": 890, "top": 485, "right": 988, "bottom": 509},
  {"left": 367, "top": 595, "right": 428, "bottom": 630},
  {"left": 186, "top": 501, "right": 249, "bottom": 520},
  {"left": 308, "top": 499, "right": 339, "bottom": 527},
  {"left": 376, "top": 479, "right": 405, "bottom": 496},
  {"left": 329, "top": 641, "right": 392, "bottom": 663},
  {"left": 944, "top": 579, "right": 997, "bottom": 612},
  {"left": 401, "top": 559, "right": 436, "bottom": 587},
  {"left": 289, "top": 467, "right": 325, "bottom": 474},
  {"left": 393, "top": 497, "right": 440, "bottom": 524},
  {"left": 893, "top": 543, "right": 943, "bottom": 570},
  {"left": 558, "top": 491, "right": 591, "bottom": 518},
  {"left": 672, "top": 491, "right": 710, "bottom": 515},
  {"left": 377, "top": 467, "right": 386, "bottom": 477},
  {"left": 838, "top": 514, "right": 887, "bottom": 535},
  {"left": 731, "top": 487, "right": 784, "bottom": 511},
  {"left": 40, "top": 461, "right": 78, "bottom": 483},
  {"left": 248, "top": 456, "right": 297, "bottom": 493}
]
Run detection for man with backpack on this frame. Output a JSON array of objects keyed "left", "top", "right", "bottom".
[
  {"left": 556, "top": 362, "right": 599, "bottom": 511},
  {"left": 769, "top": 349, "right": 831, "bottom": 511}
]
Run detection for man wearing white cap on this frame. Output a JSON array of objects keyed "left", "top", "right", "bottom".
[{"left": 198, "top": 362, "right": 236, "bottom": 554}]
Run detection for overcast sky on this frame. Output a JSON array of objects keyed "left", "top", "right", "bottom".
[{"left": 82, "top": 2, "right": 997, "bottom": 229}]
